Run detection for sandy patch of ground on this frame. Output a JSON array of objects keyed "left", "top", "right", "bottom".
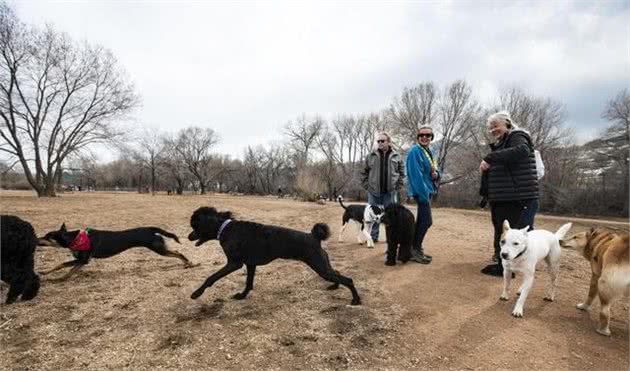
[{"left": 1, "top": 191, "right": 628, "bottom": 370}]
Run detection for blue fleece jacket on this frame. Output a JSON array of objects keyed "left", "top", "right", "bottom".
[{"left": 406, "top": 144, "right": 438, "bottom": 203}]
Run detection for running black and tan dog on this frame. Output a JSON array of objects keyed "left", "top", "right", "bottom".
[
  {"left": 188, "top": 207, "right": 361, "bottom": 305},
  {"left": 40, "top": 223, "right": 195, "bottom": 280}
]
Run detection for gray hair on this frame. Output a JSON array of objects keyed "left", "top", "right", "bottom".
[
  {"left": 487, "top": 111, "right": 518, "bottom": 130},
  {"left": 417, "top": 125, "right": 433, "bottom": 133},
  {"left": 377, "top": 131, "right": 392, "bottom": 142}
]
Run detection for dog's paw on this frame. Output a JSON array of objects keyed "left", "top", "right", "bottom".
[
  {"left": 190, "top": 289, "right": 204, "bottom": 300},
  {"left": 327, "top": 283, "right": 340, "bottom": 290},
  {"left": 596, "top": 327, "right": 611, "bottom": 337},
  {"left": 350, "top": 298, "right": 362, "bottom": 306},
  {"left": 511, "top": 308, "right": 523, "bottom": 318},
  {"left": 543, "top": 296, "right": 554, "bottom": 302},
  {"left": 232, "top": 292, "right": 248, "bottom": 300},
  {"left": 576, "top": 303, "right": 590, "bottom": 311},
  {"left": 500, "top": 294, "right": 510, "bottom": 301}
]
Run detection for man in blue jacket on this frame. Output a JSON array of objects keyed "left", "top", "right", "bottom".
[{"left": 406, "top": 126, "right": 439, "bottom": 264}]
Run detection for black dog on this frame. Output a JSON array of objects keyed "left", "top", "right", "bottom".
[
  {"left": 188, "top": 207, "right": 361, "bottom": 305},
  {"left": 40, "top": 224, "right": 195, "bottom": 280},
  {"left": 1, "top": 215, "right": 41, "bottom": 304},
  {"left": 337, "top": 195, "right": 383, "bottom": 247},
  {"left": 380, "top": 204, "right": 414, "bottom": 266}
]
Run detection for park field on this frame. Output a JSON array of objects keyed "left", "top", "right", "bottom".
[{"left": 1, "top": 190, "right": 628, "bottom": 370}]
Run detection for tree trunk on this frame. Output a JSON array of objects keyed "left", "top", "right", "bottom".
[
  {"left": 151, "top": 167, "right": 156, "bottom": 196},
  {"left": 39, "top": 181, "right": 57, "bottom": 197}
]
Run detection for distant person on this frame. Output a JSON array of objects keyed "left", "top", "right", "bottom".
[
  {"left": 360, "top": 131, "right": 404, "bottom": 244},
  {"left": 479, "top": 111, "right": 539, "bottom": 277},
  {"left": 406, "top": 126, "right": 439, "bottom": 264}
]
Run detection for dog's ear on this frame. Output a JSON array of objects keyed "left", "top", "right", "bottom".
[
  {"left": 520, "top": 226, "right": 530, "bottom": 234},
  {"left": 502, "top": 220, "right": 511, "bottom": 233},
  {"left": 60, "top": 223, "right": 67, "bottom": 232}
]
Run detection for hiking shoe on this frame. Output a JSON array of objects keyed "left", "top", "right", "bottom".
[
  {"left": 481, "top": 263, "right": 502, "bottom": 276},
  {"left": 409, "top": 254, "right": 432, "bottom": 264},
  {"left": 385, "top": 259, "right": 396, "bottom": 266}
]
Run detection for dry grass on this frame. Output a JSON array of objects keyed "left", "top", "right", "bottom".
[{"left": 0, "top": 190, "right": 628, "bottom": 370}]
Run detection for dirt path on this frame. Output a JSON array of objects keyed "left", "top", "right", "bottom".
[{"left": 1, "top": 191, "right": 628, "bottom": 370}]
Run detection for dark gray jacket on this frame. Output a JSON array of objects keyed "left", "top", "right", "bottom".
[
  {"left": 483, "top": 130, "right": 539, "bottom": 203},
  {"left": 361, "top": 148, "right": 404, "bottom": 195}
]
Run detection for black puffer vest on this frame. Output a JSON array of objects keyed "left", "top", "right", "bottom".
[{"left": 484, "top": 130, "right": 539, "bottom": 202}]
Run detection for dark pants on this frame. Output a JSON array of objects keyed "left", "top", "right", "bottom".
[
  {"left": 413, "top": 198, "right": 432, "bottom": 254},
  {"left": 490, "top": 199, "right": 538, "bottom": 259},
  {"left": 368, "top": 192, "right": 396, "bottom": 241}
]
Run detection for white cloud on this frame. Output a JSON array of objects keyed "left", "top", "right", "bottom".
[{"left": 11, "top": 0, "right": 629, "bottom": 158}]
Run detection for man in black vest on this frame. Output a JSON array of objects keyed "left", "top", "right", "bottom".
[{"left": 479, "top": 112, "right": 539, "bottom": 276}]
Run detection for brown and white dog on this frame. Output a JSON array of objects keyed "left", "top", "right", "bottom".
[{"left": 561, "top": 228, "right": 630, "bottom": 336}]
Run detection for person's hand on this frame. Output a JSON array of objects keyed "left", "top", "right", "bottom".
[
  {"left": 431, "top": 171, "right": 438, "bottom": 180},
  {"left": 479, "top": 160, "right": 490, "bottom": 172}
]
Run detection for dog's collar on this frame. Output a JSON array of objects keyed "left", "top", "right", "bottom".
[
  {"left": 514, "top": 246, "right": 528, "bottom": 260},
  {"left": 217, "top": 219, "right": 232, "bottom": 240},
  {"left": 69, "top": 230, "right": 92, "bottom": 252}
]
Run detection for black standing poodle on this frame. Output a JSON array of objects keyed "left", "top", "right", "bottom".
[
  {"left": 380, "top": 204, "right": 414, "bottom": 266},
  {"left": 1, "top": 215, "right": 41, "bottom": 304},
  {"left": 188, "top": 207, "right": 361, "bottom": 305}
]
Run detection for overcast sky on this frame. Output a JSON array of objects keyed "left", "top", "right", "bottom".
[{"left": 12, "top": 0, "right": 630, "bottom": 160}]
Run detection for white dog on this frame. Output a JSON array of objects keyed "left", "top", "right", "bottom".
[{"left": 499, "top": 220, "right": 572, "bottom": 317}]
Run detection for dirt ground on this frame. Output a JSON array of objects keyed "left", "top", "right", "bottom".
[{"left": 1, "top": 190, "right": 628, "bottom": 370}]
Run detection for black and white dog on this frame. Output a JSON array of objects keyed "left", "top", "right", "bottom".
[{"left": 337, "top": 195, "right": 383, "bottom": 248}]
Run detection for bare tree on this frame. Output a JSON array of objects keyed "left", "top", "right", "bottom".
[
  {"left": 497, "top": 87, "right": 570, "bottom": 153},
  {"left": 602, "top": 88, "right": 630, "bottom": 142},
  {"left": 242, "top": 145, "right": 263, "bottom": 193},
  {"left": 161, "top": 134, "right": 190, "bottom": 194},
  {"left": 172, "top": 126, "right": 219, "bottom": 194},
  {"left": 283, "top": 114, "right": 323, "bottom": 169},
  {"left": 435, "top": 80, "right": 481, "bottom": 183},
  {"left": 595, "top": 89, "right": 630, "bottom": 214},
  {"left": 388, "top": 82, "right": 437, "bottom": 145},
  {"left": 259, "top": 144, "right": 287, "bottom": 194},
  {"left": 0, "top": 3, "right": 139, "bottom": 196},
  {"left": 130, "top": 129, "right": 164, "bottom": 195}
]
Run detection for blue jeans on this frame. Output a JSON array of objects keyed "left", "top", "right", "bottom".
[
  {"left": 413, "top": 198, "right": 432, "bottom": 253},
  {"left": 367, "top": 192, "right": 396, "bottom": 241}
]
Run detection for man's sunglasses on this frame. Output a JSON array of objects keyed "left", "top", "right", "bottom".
[
  {"left": 377, "top": 139, "right": 387, "bottom": 143},
  {"left": 417, "top": 133, "right": 433, "bottom": 139}
]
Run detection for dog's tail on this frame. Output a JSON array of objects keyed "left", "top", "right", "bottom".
[
  {"left": 151, "top": 228, "right": 181, "bottom": 244},
  {"left": 311, "top": 223, "right": 331, "bottom": 241},
  {"left": 337, "top": 195, "right": 347, "bottom": 210},
  {"left": 555, "top": 223, "right": 573, "bottom": 241}
]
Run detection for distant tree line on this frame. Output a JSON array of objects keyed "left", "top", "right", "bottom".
[{"left": 1, "top": 2, "right": 627, "bottom": 217}]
